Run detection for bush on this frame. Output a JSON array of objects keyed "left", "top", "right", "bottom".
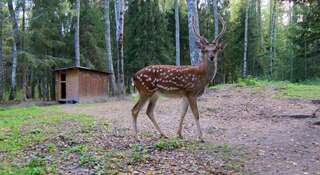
[
  {"left": 237, "top": 76, "right": 261, "bottom": 87},
  {"left": 155, "top": 138, "right": 183, "bottom": 151}
]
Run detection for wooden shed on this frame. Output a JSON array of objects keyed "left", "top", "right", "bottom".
[{"left": 54, "top": 66, "right": 111, "bottom": 103}]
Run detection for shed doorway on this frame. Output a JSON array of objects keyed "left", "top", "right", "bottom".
[{"left": 60, "top": 73, "right": 66, "bottom": 99}]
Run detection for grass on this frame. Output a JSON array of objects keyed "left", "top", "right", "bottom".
[
  {"left": 0, "top": 106, "right": 94, "bottom": 152},
  {"left": 210, "top": 77, "right": 320, "bottom": 100},
  {"left": 0, "top": 105, "right": 95, "bottom": 174},
  {"left": 0, "top": 153, "right": 57, "bottom": 175},
  {"left": 128, "top": 144, "right": 150, "bottom": 165},
  {"left": 275, "top": 81, "right": 320, "bottom": 99},
  {"left": 258, "top": 79, "right": 320, "bottom": 100}
]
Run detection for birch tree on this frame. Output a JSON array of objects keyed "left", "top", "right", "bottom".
[
  {"left": 288, "top": 2, "right": 294, "bottom": 81},
  {"left": 243, "top": 0, "right": 250, "bottom": 77},
  {"left": 74, "top": 0, "right": 80, "bottom": 67},
  {"left": 104, "top": 0, "right": 117, "bottom": 96},
  {"left": 115, "top": 0, "right": 125, "bottom": 95},
  {"left": 175, "top": 0, "right": 180, "bottom": 65},
  {"left": 187, "top": 0, "right": 200, "bottom": 65},
  {"left": 269, "top": 0, "right": 277, "bottom": 78},
  {"left": 0, "top": 1, "right": 3, "bottom": 101},
  {"left": 8, "top": 0, "right": 19, "bottom": 100},
  {"left": 22, "top": 0, "right": 28, "bottom": 100},
  {"left": 257, "top": 0, "right": 264, "bottom": 52}
]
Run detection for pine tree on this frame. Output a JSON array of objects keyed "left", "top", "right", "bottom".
[
  {"left": 75, "top": 0, "right": 80, "bottom": 67},
  {"left": 125, "top": 0, "right": 173, "bottom": 76}
]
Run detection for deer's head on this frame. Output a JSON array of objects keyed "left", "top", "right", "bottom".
[{"left": 192, "top": 14, "right": 226, "bottom": 81}]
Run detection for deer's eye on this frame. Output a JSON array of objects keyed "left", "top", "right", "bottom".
[{"left": 202, "top": 49, "right": 208, "bottom": 52}]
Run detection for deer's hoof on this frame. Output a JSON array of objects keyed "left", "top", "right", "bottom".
[{"left": 177, "top": 134, "right": 183, "bottom": 139}]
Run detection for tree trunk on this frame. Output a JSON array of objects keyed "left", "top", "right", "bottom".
[
  {"left": 213, "top": 0, "right": 219, "bottom": 37},
  {"left": 74, "top": 0, "right": 80, "bottom": 67},
  {"left": 187, "top": 0, "right": 200, "bottom": 65},
  {"left": 304, "top": 40, "right": 307, "bottom": 79},
  {"left": 269, "top": 0, "right": 276, "bottom": 79},
  {"left": 115, "top": 0, "right": 125, "bottom": 96},
  {"left": 243, "top": 0, "right": 249, "bottom": 77},
  {"left": 8, "top": 0, "right": 18, "bottom": 100},
  {"left": 22, "top": 0, "right": 28, "bottom": 101},
  {"left": 288, "top": 1, "right": 294, "bottom": 81},
  {"left": 114, "top": 0, "right": 119, "bottom": 83},
  {"left": 175, "top": 0, "right": 180, "bottom": 65},
  {"left": 104, "top": 0, "right": 117, "bottom": 96},
  {"left": 0, "top": 1, "right": 3, "bottom": 101},
  {"left": 257, "top": 0, "right": 264, "bottom": 52}
]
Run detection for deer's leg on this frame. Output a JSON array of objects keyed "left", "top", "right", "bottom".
[
  {"left": 187, "top": 96, "right": 204, "bottom": 142},
  {"left": 131, "top": 95, "right": 149, "bottom": 138},
  {"left": 177, "top": 97, "right": 189, "bottom": 139},
  {"left": 146, "top": 94, "right": 167, "bottom": 138}
]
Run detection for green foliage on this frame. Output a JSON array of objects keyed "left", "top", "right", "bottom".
[
  {"left": 128, "top": 144, "right": 150, "bottom": 165},
  {"left": 47, "top": 143, "right": 57, "bottom": 153},
  {"left": 237, "top": 76, "right": 261, "bottom": 87},
  {"left": 155, "top": 137, "right": 183, "bottom": 151},
  {"left": 66, "top": 144, "right": 88, "bottom": 154},
  {"left": 125, "top": 0, "right": 174, "bottom": 77},
  {"left": 288, "top": 4, "right": 320, "bottom": 82},
  {"left": 79, "top": 1, "right": 106, "bottom": 70},
  {"left": 79, "top": 153, "right": 100, "bottom": 166}
]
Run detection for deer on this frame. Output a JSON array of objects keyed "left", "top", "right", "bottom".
[{"left": 131, "top": 14, "right": 227, "bottom": 142}]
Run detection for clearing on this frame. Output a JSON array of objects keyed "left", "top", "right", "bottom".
[{"left": 1, "top": 83, "right": 320, "bottom": 174}]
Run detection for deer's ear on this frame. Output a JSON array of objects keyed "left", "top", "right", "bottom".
[
  {"left": 196, "top": 40, "right": 204, "bottom": 49},
  {"left": 219, "top": 43, "right": 227, "bottom": 51}
]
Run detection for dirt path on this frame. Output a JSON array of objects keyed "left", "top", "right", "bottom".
[{"left": 62, "top": 86, "right": 320, "bottom": 175}]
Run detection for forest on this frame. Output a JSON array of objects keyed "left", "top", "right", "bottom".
[
  {"left": 1, "top": 0, "right": 320, "bottom": 174},
  {"left": 0, "top": 0, "right": 319, "bottom": 101}
]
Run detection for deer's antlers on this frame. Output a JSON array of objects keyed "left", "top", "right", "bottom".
[
  {"left": 192, "top": 16, "right": 209, "bottom": 44},
  {"left": 192, "top": 14, "right": 226, "bottom": 45},
  {"left": 212, "top": 14, "right": 226, "bottom": 44}
]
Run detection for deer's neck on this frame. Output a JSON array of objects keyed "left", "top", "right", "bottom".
[{"left": 198, "top": 58, "right": 217, "bottom": 84}]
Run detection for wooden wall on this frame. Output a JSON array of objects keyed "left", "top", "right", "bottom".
[
  {"left": 79, "top": 70, "right": 108, "bottom": 100},
  {"left": 66, "top": 69, "right": 80, "bottom": 101},
  {"left": 55, "top": 68, "right": 108, "bottom": 102},
  {"left": 55, "top": 72, "right": 61, "bottom": 100}
]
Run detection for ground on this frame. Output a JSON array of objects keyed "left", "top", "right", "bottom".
[{"left": 0, "top": 82, "right": 320, "bottom": 175}]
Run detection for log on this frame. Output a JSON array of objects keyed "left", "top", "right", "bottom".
[
  {"left": 312, "top": 100, "right": 320, "bottom": 105},
  {"left": 273, "top": 114, "right": 316, "bottom": 119},
  {"left": 313, "top": 121, "right": 320, "bottom": 125}
]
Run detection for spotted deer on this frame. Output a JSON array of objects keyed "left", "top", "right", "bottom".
[{"left": 131, "top": 15, "right": 227, "bottom": 141}]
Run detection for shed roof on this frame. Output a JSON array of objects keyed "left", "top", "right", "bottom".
[{"left": 54, "top": 66, "right": 112, "bottom": 75}]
